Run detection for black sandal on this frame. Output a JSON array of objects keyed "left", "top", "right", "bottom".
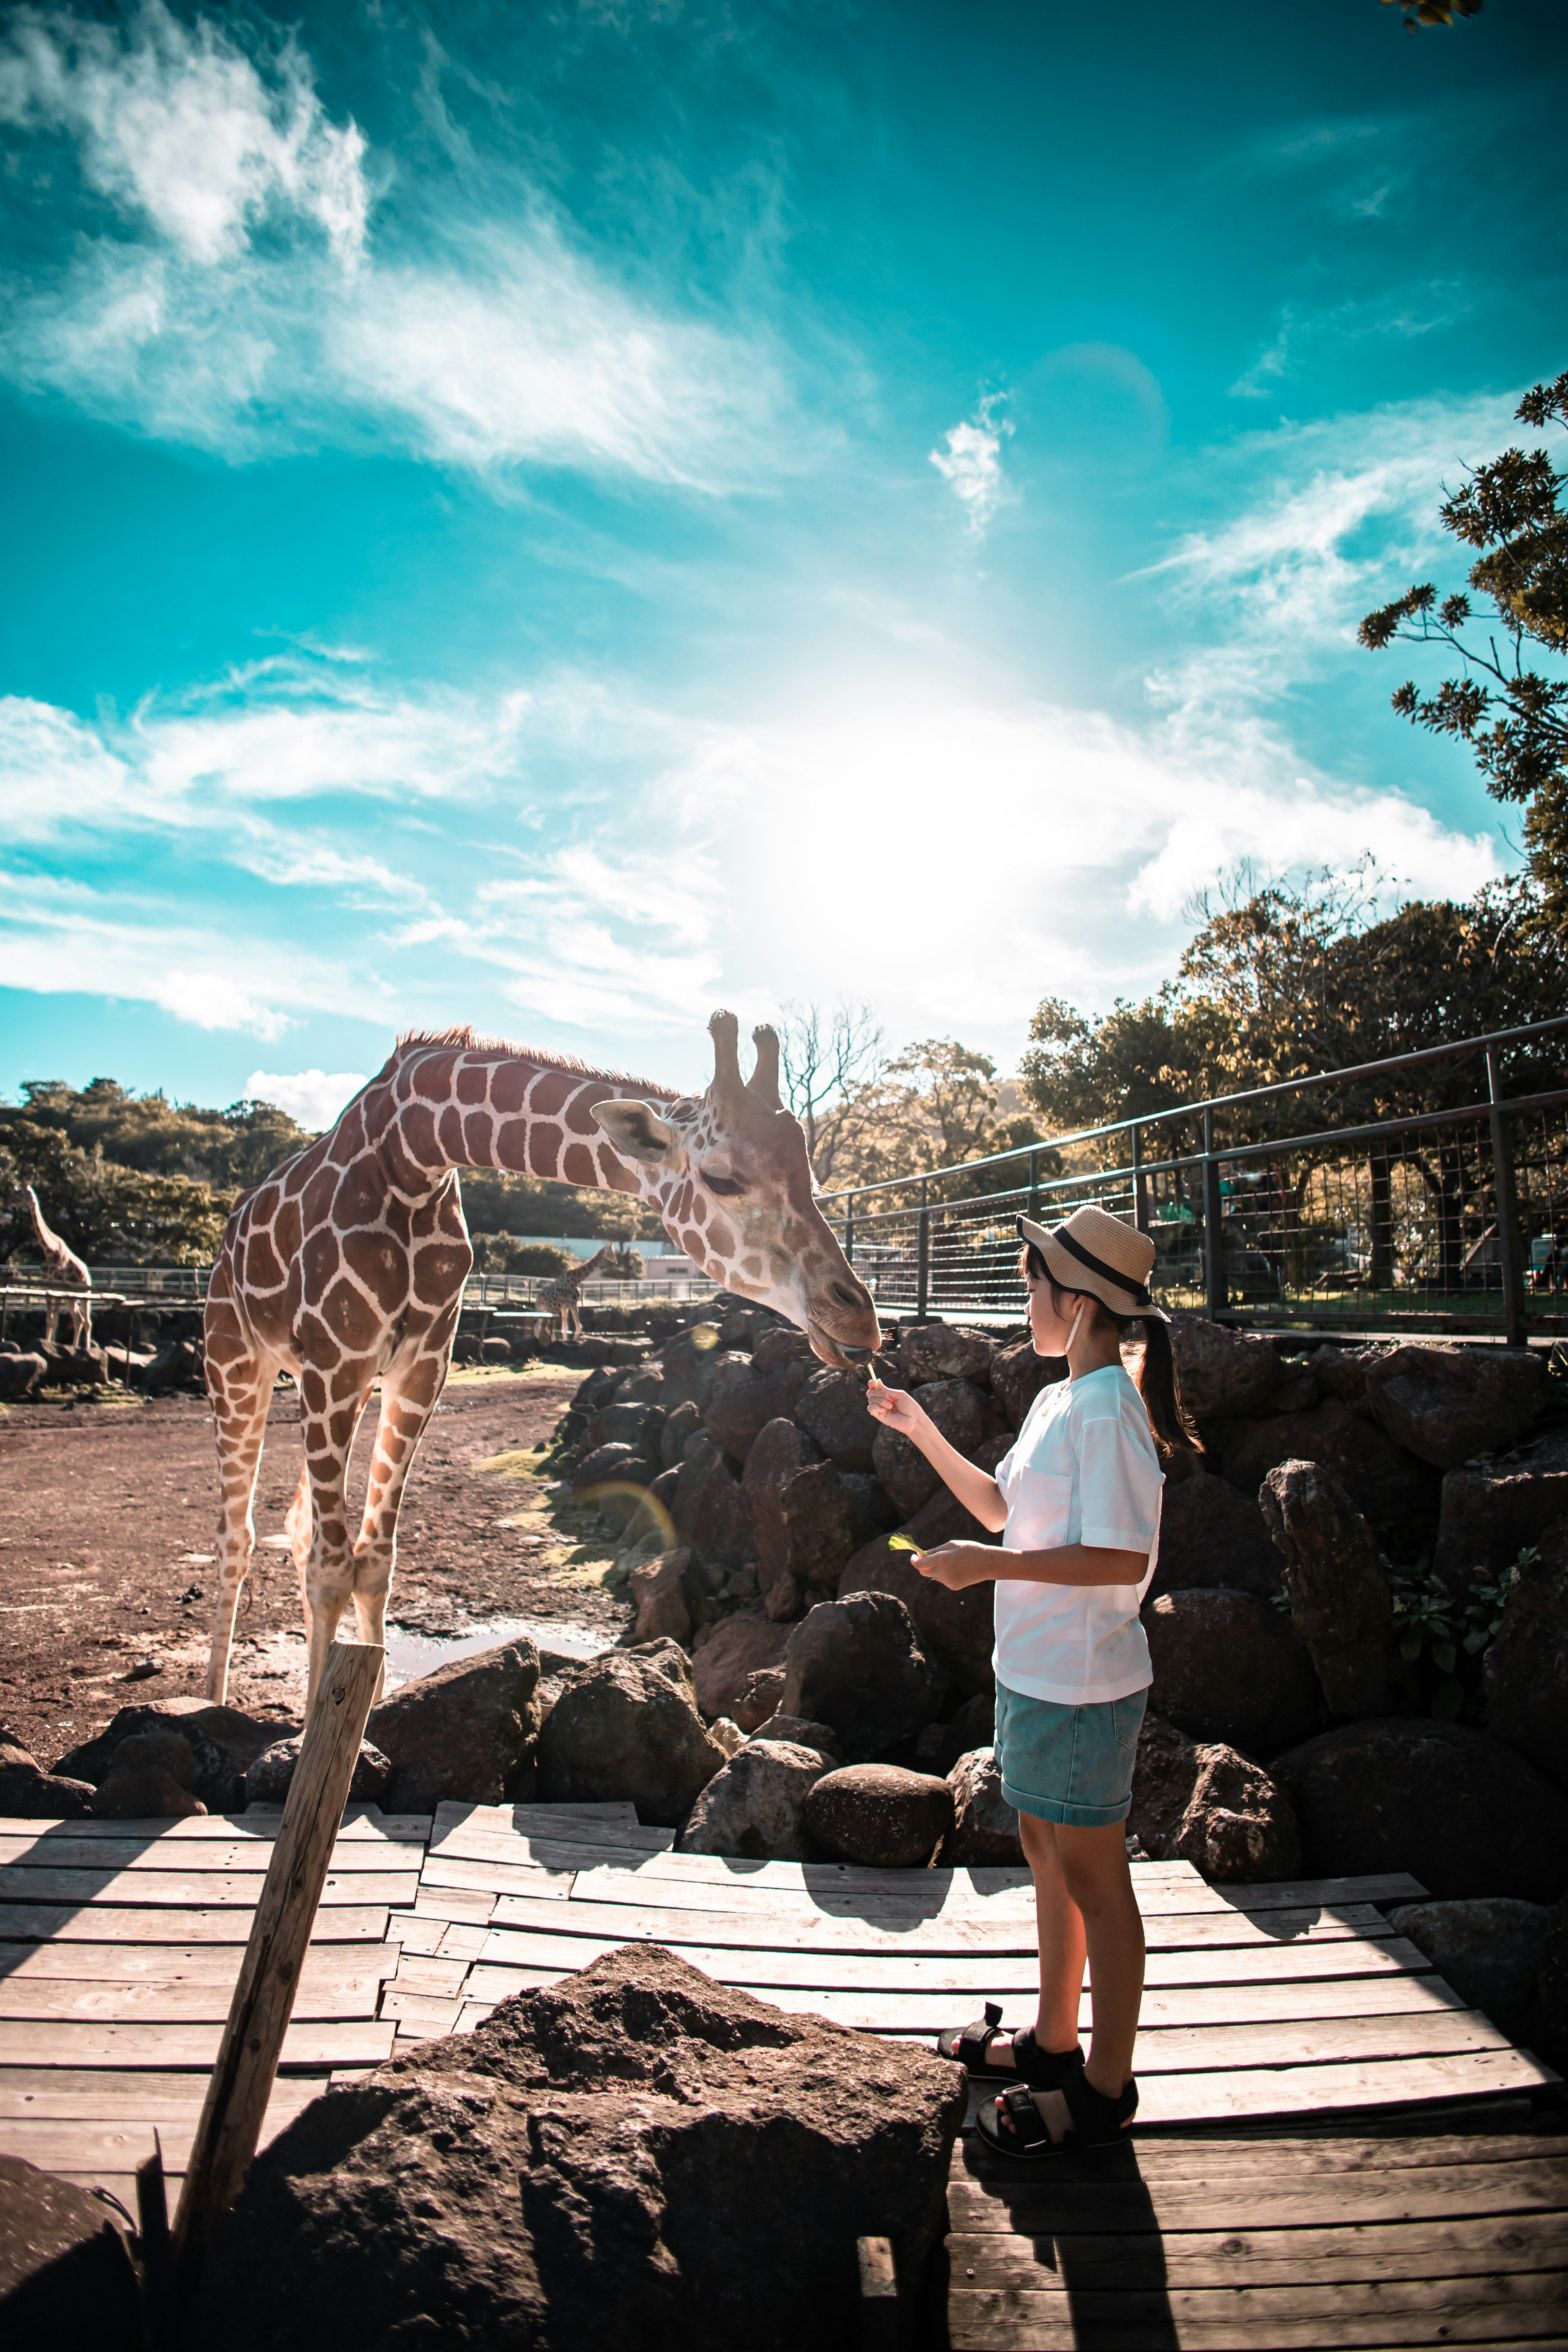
[
  {"left": 1060, "top": 2069, "right": 1139, "bottom": 2147},
  {"left": 974, "top": 2071, "right": 1138, "bottom": 2162},
  {"left": 936, "top": 2004, "right": 1085, "bottom": 2084},
  {"left": 975, "top": 2083, "right": 1056, "bottom": 2159}
]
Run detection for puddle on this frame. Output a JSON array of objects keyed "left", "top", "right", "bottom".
[{"left": 383, "top": 1614, "right": 617, "bottom": 1690}]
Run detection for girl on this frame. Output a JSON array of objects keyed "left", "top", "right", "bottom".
[{"left": 866, "top": 1202, "right": 1197, "bottom": 2155}]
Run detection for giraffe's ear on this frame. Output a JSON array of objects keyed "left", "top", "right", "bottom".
[{"left": 592, "top": 1100, "right": 679, "bottom": 1165}]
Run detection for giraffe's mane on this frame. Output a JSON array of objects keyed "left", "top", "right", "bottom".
[{"left": 390, "top": 1027, "right": 680, "bottom": 1098}]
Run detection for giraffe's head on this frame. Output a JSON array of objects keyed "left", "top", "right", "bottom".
[{"left": 592, "top": 1011, "right": 881, "bottom": 1370}]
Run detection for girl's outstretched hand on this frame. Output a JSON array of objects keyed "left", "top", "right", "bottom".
[
  {"left": 915, "top": 1541, "right": 997, "bottom": 1590},
  {"left": 866, "top": 1376, "right": 926, "bottom": 1436}
]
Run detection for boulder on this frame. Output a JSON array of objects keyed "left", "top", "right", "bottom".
[
  {"left": 0, "top": 1352, "right": 45, "bottom": 1400},
  {"left": 1144, "top": 1589, "right": 1323, "bottom": 1757},
  {"left": 741, "top": 1420, "right": 859, "bottom": 1601},
  {"left": 794, "top": 1369, "right": 880, "bottom": 1473},
  {"left": 752, "top": 1713, "right": 845, "bottom": 1763},
  {"left": 56, "top": 1697, "right": 278, "bottom": 1810},
  {"left": 245, "top": 1737, "right": 392, "bottom": 1808},
  {"left": 690, "top": 1616, "right": 791, "bottom": 1721},
  {"left": 1168, "top": 1315, "right": 1281, "bottom": 1422},
  {"left": 839, "top": 1533, "right": 995, "bottom": 1697},
  {"left": 708, "top": 1717, "right": 744, "bottom": 1757},
  {"left": 840, "top": 1470, "right": 898, "bottom": 1546},
  {"left": 672, "top": 1435, "right": 757, "bottom": 1570},
  {"left": 898, "top": 1324, "right": 994, "bottom": 1387},
  {"left": 658, "top": 1323, "right": 727, "bottom": 1412},
  {"left": 939, "top": 1749, "right": 1022, "bottom": 1865},
  {"left": 538, "top": 1650, "right": 726, "bottom": 1824},
  {"left": 733, "top": 1665, "right": 788, "bottom": 1732},
  {"left": 704, "top": 1353, "right": 813, "bottom": 1464},
  {"left": 1482, "top": 1517, "right": 1568, "bottom": 1792},
  {"left": 751, "top": 1326, "right": 815, "bottom": 1374},
  {"left": 1542, "top": 1898, "right": 1568, "bottom": 2050},
  {"left": 1307, "top": 1342, "right": 1390, "bottom": 1406},
  {"left": 659, "top": 1400, "right": 702, "bottom": 1468},
  {"left": 1264, "top": 1367, "right": 1319, "bottom": 1416},
  {"left": 988, "top": 1335, "right": 1064, "bottom": 1429},
  {"left": 0, "top": 1733, "right": 93, "bottom": 1819},
  {"left": 677, "top": 1738, "right": 832, "bottom": 1859},
  {"left": 805, "top": 1763, "right": 956, "bottom": 1867},
  {"left": 592, "top": 1399, "right": 666, "bottom": 1454},
  {"left": 0, "top": 2156, "right": 142, "bottom": 2335},
  {"left": 141, "top": 1337, "right": 203, "bottom": 1392},
  {"left": 370, "top": 1638, "right": 541, "bottom": 1814},
  {"left": 89, "top": 1730, "right": 209, "bottom": 1820},
  {"left": 1432, "top": 1429, "right": 1568, "bottom": 1598},
  {"left": 1213, "top": 1400, "right": 1439, "bottom": 1532},
  {"left": 871, "top": 1378, "right": 989, "bottom": 1519},
  {"left": 1146, "top": 1469, "right": 1284, "bottom": 1604},
  {"left": 1365, "top": 1344, "right": 1547, "bottom": 1471},
  {"left": 927, "top": 1689, "right": 995, "bottom": 1778},
  {"left": 780, "top": 1593, "right": 948, "bottom": 1762},
  {"left": 1258, "top": 1460, "right": 1408, "bottom": 1719},
  {"left": 1129, "top": 1713, "right": 1301, "bottom": 1882},
  {"left": 1385, "top": 1897, "right": 1552, "bottom": 2030},
  {"left": 1270, "top": 1718, "right": 1568, "bottom": 1902},
  {"left": 629, "top": 1548, "right": 694, "bottom": 1645},
  {"left": 200, "top": 1945, "right": 965, "bottom": 2352}
]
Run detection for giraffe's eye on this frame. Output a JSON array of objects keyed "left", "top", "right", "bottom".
[{"left": 701, "top": 1169, "right": 744, "bottom": 1197}]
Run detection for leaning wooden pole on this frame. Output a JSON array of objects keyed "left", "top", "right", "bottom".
[{"left": 171, "top": 1640, "right": 383, "bottom": 2297}]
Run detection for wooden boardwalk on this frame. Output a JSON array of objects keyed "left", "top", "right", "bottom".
[{"left": 2, "top": 1799, "right": 1564, "bottom": 2344}]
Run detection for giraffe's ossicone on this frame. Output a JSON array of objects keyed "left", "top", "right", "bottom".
[{"left": 203, "top": 1010, "right": 879, "bottom": 1709}]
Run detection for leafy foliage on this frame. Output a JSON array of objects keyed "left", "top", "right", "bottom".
[
  {"left": 1360, "top": 373, "right": 1568, "bottom": 918},
  {"left": 1385, "top": 1545, "right": 1533, "bottom": 1722},
  {"left": 1380, "top": 0, "right": 1482, "bottom": 25}
]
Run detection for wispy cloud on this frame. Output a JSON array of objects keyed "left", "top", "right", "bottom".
[
  {"left": 929, "top": 394, "right": 1011, "bottom": 534},
  {"left": 245, "top": 1067, "right": 369, "bottom": 1128}
]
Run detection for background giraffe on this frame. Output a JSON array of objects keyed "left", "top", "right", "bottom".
[
  {"left": 203, "top": 1010, "right": 879, "bottom": 1706},
  {"left": 534, "top": 1242, "right": 616, "bottom": 1340},
  {"left": 12, "top": 1185, "right": 92, "bottom": 1350}
]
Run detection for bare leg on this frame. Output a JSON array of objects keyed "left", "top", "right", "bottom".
[
  {"left": 987, "top": 1810, "right": 1086, "bottom": 2068},
  {"left": 351, "top": 1342, "right": 452, "bottom": 1688},
  {"left": 989, "top": 1814, "right": 1144, "bottom": 2138}
]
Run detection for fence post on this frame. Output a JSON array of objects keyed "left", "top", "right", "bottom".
[
  {"left": 1486, "top": 1046, "right": 1526, "bottom": 1347},
  {"left": 1203, "top": 1108, "right": 1226, "bottom": 1319},
  {"left": 1027, "top": 1148, "right": 1040, "bottom": 1222},
  {"left": 916, "top": 1181, "right": 930, "bottom": 1321},
  {"left": 1131, "top": 1124, "right": 1148, "bottom": 1232},
  {"left": 845, "top": 1198, "right": 855, "bottom": 1272}
]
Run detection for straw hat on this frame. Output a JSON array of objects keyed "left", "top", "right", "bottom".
[{"left": 1016, "top": 1204, "right": 1165, "bottom": 1322}]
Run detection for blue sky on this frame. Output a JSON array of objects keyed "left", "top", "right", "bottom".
[{"left": 1, "top": 0, "right": 1564, "bottom": 1129}]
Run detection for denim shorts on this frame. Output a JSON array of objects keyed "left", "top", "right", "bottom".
[{"left": 993, "top": 1680, "right": 1148, "bottom": 1828}]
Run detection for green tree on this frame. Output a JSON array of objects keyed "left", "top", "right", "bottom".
[{"left": 1360, "top": 372, "right": 1568, "bottom": 919}]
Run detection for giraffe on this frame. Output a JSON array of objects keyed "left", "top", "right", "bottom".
[
  {"left": 534, "top": 1242, "right": 616, "bottom": 1341},
  {"left": 12, "top": 1185, "right": 92, "bottom": 1350},
  {"left": 202, "top": 1010, "right": 879, "bottom": 1708}
]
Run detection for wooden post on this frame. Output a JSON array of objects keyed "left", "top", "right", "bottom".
[
  {"left": 857, "top": 2234, "right": 898, "bottom": 2349},
  {"left": 171, "top": 1640, "right": 383, "bottom": 2296}
]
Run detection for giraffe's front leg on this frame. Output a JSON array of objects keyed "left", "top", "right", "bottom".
[
  {"left": 298, "top": 1366, "right": 372, "bottom": 1710},
  {"left": 206, "top": 1364, "right": 274, "bottom": 1706},
  {"left": 352, "top": 1343, "right": 451, "bottom": 1697}
]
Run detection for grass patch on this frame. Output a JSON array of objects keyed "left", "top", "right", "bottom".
[{"left": 472, "top": 1445, "right": 552, "bottom": 1479}]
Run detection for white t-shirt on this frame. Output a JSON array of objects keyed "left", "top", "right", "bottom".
[{"left": 991, "top": 1363, "right": 1164, "bottom": 1705}]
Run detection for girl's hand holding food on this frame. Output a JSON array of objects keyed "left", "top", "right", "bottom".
[
  {"left": 866, "top": 1376, "right": 927, "bottom": 1436},
  {"left": 915, "top": 1540, "right": 997, "bottom": 1590}
]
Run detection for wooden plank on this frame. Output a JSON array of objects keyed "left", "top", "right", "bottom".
[
  {"left": 957, "top": 2049, "right": 1558, "bottom": 2132},
  {"left": 381, "top": 1990, "right": 464, "bottom": 2034},
  {"left": 0, "top": 1813, "right": 431, "bottom": 1843},
  {"left": 0, "top": 1940, "right": 400, "bottom": 1984},
  {"left": 0, "top": 1904, "right": 389, "bottom": 1944},
  {"left": 472, "top": 1919, "right": 1437, "bottom": 1993},
  {"left": 947, "top": 2270, "right": 1568, "bottom": 2350},
  {"left": 418, "top": 1857, "right": 574, "bottom": 1901},
  {"left": 0, "top": 2067, "right": 329, "bottom": 2118},
  {"left": 0, "top": 1975, "right": 386, "bottom": 2023},
  {"left": 1214, "top": 1874, "right": 1428, "bottom": 1913},
  {"left": 436, "top": 1799, "right": 639, "bottom": 1825},
  {"left": 431, "top": 1815, "right": 675, "bottom": 1856},
  {"left": 948, "top": 2155, "right": 1568, "bottom": 2226},
  {"left": 0, "top": 1868, "right": 417, "bottom": 1907},
  {"left": 409, "top": 1888, "right": 497, "bottom": 1926},
  {"left": 0, "top": 2018, "right": 396, "bottom": 2068},
  {"left": 950, "top": 2209, "right": 1568, "bottom": 2288},
  {"left": 0, "top": 1836, "right": 426, "bottom": 1873},
  {"left": 0, "top": 2093, "right": 320, "bottom": 2174},
  {"left": 389, "top": 1956, "right": 472, "bottom": 1997}
]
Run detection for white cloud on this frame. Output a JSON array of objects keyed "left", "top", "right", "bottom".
[
  {"left": 245, "top": 1068, "right": 369, "bottom": 1130},
  {"left": 929, "top": 395, "right": 1011, "bottom": 534}
]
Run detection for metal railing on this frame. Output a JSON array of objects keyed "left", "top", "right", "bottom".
[
  {"left": 817, "top": 1013, "right": 1568, "bottom": 1342},
  {"left": 0, "top": 1264, "right": 717, "bottom": 1313}
]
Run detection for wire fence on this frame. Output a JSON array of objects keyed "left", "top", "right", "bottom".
[
  {"left": 817, "top": 1013, "right": 1568, "bottom": 1342},
  {"left": 0, "top": 1265, "right": 717, "bottom": 1311}
]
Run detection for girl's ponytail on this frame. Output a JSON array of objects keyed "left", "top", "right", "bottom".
[{"left": 1131, "top": 1314, "right": 1200, "bottom": 1454}]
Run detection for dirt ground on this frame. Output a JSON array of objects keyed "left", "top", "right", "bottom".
[{"left": 0, "top": 1363, "right": 635, "bottom": 1770}]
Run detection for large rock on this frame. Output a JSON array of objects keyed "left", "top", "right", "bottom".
[
  {"left": 1213, "top": 1400, "right": 1439, "bottom": 1532},
  {"left": 1271, "top": 1718, "right": 1568, "bottom": 1902},
  {"left": 370, "top": 1638, "right": 541, "bottom": 1814},
  {"left": 741, "top": 1419, "right": 858, "bottom": 1601},
  {"left": 1168, "top": 1315, "right": 1280, "bottom": 1421},
  {"left": 988, "top": 1335, "right": 1064, "bottom": 1428},
  {"left": 0, "top": 1351, "right": 46, "bottom": 1400},
  {"left": 898, "top": 1324, "right": 994, "bottom": 1387},
  {"left": 629, "top": 1548, "right": 694, "bottom": 1645},
  {"left": 1365, "top": 1344, "right": 1547, "bottom": 1471},
  {"left": 939, "top": 1749, "right": 1022, "bottom": 1865},
  {"left": 0, "top": 1732, "right": 92, "bottom": 1819},
  {"left": 1129, "top": 1713, "right": 1301, "bottom": 1882},
  {"left": 538, "top": 1650, "right": 725, "bottom": 1824},
  {"left": 1308, "top": 1342, "right": 1390, "bottom": 1405},
  {"left": 672, "top": 1434, "right": 757, "bottom": 1569},
  {"left": 805, "top": 1763, "right": 955, "bottom": 1867},
  {"left": 733, "top": 1665, "right": 788, "bottom": 1732},
  {"left": 1258, "top": 1459, "right": 1408, "bottom": 1719},
  {"left": 1542, "top": 1898, "right": 1568, "bottom": 2051},
  {"left": 659, "top": 1400, "right": 702, "bottom": 1468},
  {"left": 704, "top": 1353, "right": 814, "bottom": 1464},
  {"left": 780, "top": 1593, "right": 948, "bottom": 1762},
  {"left": 794, "top": 1369, "right": 880, "bottom": 1473},
  {"left": 658, "top": 1323, "right": 728, "bottom": 1412},
  {"left": 1432, "top": 1429, "right": 1568, "bottom": 1598},
  {"left": 1144, "top": 1589, "right": 1323, "bottom": 1757},
  {"left": 200, "top": 1946, "right": 966, "bottom": 2352},
  {"left": 839, "top": 1532, "right": 995, "bottom": 1696},
  {"left": 1146, "top": 1469, "right": 1284, "bottom": 1604},
  {"left": 1482, "top": 1516, "right": 1568, "bottom": 1792},
  {"left": 690, "top": 1616, "right": 791, "bottom": 1721},
  {"left": 90, "top": 1730, "right": 208, "bottom": 1819},
  {"left": 0, "top": 2156, "right": 141, "bottom": 2334},
  {"left": 871, "top": 1377, "right": 989, "bottom": 1519},
  {"left": 55, "top": 1697, "right": 279, "bottom": 1810},
  {"left": 677, "top": 1739, "right": 832, "bottom": 1859},
  {"left": 1385, "top": 1897, "right": 1552, "bottom": 2029},
  {"left": 752, "top": 1713, "right": 845, "bottom": 1763},
  {"left": 245, "top": 1736, "right": 392, "bottom": 1808},
  {"left": 929, "top": 1689, "right": 995, "bottom": 1777}
]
